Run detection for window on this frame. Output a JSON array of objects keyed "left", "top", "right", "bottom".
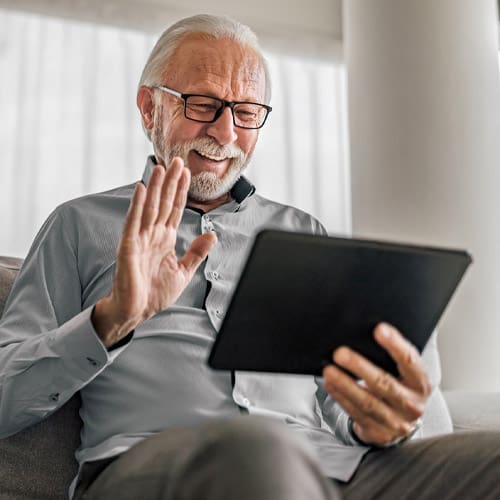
[{"left": 0, "top": 9, "right": 350, "bottom": 257}]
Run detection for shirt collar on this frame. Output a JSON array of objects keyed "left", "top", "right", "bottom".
[{"left": 141, "top": 155, "right": 256, "bottom": 205}]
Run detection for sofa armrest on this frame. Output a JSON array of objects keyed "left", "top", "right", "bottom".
[
  {"left": 443, "top": 390, "right": 500, "bottom": 432},
  {"left": 0, "top": 394, "right": 82, "bottom": 499}
]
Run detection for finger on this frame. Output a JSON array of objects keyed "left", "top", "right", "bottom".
[
  {"left": 333, "top": 346, "right": 424, "bottom": 420},
  {"left": 374, "top": 323, "right": 432, "bottom": 397},
  {"left": 179, "top": 232, "right": 217, "bottom": 276},
  {"left": 157, "top": 158, "right": 184, "bottom": 225},
  {"left": 351, "top": 417, "right": 392, "bottom": 447},
  {"left": 123, "top": 182, "right": 147, "bottom": 238},
  {"left": 166, "top": 166, "right": 190, "bottom": 229},
  {"left": 142, "top": 165, "right": 165, "bottom": 228},
  {"left": 322, "top": 364, "right": 406, "bottom": 435}
]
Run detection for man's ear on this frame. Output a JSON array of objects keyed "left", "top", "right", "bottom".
[{"left": 137, "top": 86, "right": 155, "bottom": 132}]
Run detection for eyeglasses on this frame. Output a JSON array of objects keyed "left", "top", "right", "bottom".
[{"left": 152, "top": 85, "right": 272, "bottom": 130}]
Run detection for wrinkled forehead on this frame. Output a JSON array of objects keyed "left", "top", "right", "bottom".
[{"left": 163, "top": 34, "right": 266, "bottom": 101}]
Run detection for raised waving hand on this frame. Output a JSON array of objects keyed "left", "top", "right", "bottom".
[{"left": 92, "top": 158, "right": 217, "bottom": 347}]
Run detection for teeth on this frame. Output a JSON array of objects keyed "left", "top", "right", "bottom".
[{"left": 196, "top": 150, "right": 227, "bottom": 161}]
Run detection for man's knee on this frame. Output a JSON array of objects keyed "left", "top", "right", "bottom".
[
  {"left": 172, "top": 417, "right": 338, "bottom": 500},
  {"left": 82, "top": 417, "right": 338, "bottom": 500},
  {"left": 202, "top": 416, "right": 313, "bottom": 459},
  {"left": 173, "top": 416, "right": 316, "bottom": 482}
]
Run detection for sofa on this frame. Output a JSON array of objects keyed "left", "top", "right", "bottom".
[{"left": 1, "top": 256, "right": 499, "bottom": 499}]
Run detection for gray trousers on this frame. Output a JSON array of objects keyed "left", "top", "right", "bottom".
[{"left": 74, "top": 417, "right": 500, "bottom": 500}]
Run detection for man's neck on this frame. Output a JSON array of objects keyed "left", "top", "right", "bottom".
[{"left": 187, "top": 192, "right": 232, "bottom": 213}]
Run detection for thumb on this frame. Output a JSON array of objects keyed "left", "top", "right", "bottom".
[{"left": 180, "top": 232, "right": 217, "bottom": 275}]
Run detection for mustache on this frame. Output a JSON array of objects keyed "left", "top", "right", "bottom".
[{"left": 170, "top": 137, "right": 246, "bottom": 161}]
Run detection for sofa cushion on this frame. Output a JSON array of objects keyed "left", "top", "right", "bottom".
[
  {"left": 0, "top": 257, "right": 82, "bottom": 499},
  {"left": 445, "top": 390, "right": 500, "bottom": 432},
  {"left": 0, "top": 395, "right": 82, "bottom": 500},
  {"left": 0, "top": 256, "right": 23, "bottom": 317}
]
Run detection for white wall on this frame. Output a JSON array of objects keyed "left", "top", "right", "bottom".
[{"left": 344, "top": 0, "right": 500, "bottom": 392}]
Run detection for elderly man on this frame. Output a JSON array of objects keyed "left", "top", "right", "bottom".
[{"left": 1, "top": 14, "right": 499, "bottom": 500}]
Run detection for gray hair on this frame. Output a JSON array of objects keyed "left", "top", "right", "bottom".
[{"left": 138, "top": 14, "right": 272, "bottom": 104}]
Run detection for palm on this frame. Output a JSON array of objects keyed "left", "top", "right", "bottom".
[{"left": 113, "top": 159, "right": 216, "bottom": 325}]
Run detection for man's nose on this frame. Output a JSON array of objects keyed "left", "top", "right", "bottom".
[{"left": 206, "top": 106, "right": 238, "bottom": 145}]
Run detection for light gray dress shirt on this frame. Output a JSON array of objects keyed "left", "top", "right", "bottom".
[{"left": 0, "top": 157, "right": 368, "bottom": 492}]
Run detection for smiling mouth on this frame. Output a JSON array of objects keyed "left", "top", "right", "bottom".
[{"left": 194, "top": 150, "right": 229, "bottom": 162}]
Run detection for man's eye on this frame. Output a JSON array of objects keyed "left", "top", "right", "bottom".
[
  {"left": 235, "top": 107, "right": 258, "bottom": 122},
  {"left": 236, "top": 109, "right": 256, "bottom": 117},
  {"left": 188, "top": 103, "right": 218, "bottom": 113}
]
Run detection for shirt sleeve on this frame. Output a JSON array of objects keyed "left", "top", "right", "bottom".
[
  {"left": 0, "top": 207, "right": 128, "bottom": 438},
  {"left": 315, "top": 377, "right": 369, "bottom": 447}
]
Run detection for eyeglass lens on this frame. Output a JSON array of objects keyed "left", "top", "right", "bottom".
[{"left": 185, "top": 96, "right": 268, "bottom": 128}]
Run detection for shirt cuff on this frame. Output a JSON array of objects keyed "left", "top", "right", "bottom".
[
  {"left": 335, "top": 409, "right": 369, "bottom": 447},
  {"left": 108, "top": 330, "right": 134, "bottom": 351},
  {"left": 47, "top": 307, "right": 131, "bottom": 380}
]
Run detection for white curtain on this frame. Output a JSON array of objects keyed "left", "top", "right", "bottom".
[{"left": 0, "top": 8, "right": 350, "bottom": 258}]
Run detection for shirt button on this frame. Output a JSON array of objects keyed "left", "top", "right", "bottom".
[
  {"left": 49, "top": 393, "right": 60, "bottom": 402},
  {"left": 242, "top": 398, "right": 250, "bottom": 407},
  {"left": 215, "top": 309, "right": 223, "bottom": 317},
  {"left": 211, "top": 271, "right": 219, "bottom": 280},
  {"left": 86, "top": 357, "right": 98, "bottom": 367}
]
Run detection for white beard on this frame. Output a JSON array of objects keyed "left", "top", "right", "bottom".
[
  {"left": 169, "top": 138, "right": 249, "bottom": 201},
  {"left": 153, "top": 123, "right": 250, "bottom": 202}
]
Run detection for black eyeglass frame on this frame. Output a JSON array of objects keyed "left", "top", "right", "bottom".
[{"left": 152, "top": 85, "right": 272, "bottom": 130}]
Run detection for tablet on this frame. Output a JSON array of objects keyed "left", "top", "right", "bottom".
[{"left": 207, "top": 230, "right": 472, "bottom": 377}]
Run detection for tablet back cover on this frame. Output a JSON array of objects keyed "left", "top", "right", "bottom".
[{"left": 208, "top": 230, "right": 471, "bottom": 377}]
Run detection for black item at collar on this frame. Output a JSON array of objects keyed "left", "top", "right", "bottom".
[{"left": 230, "top": 176, "right": 256, "bottom": 204}]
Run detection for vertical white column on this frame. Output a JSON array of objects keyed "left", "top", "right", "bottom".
[{"left": 344, "top": 0, "right": 500, "bottom": 391}]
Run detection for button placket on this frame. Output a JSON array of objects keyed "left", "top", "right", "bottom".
[{"left": 201, "top": 214, "right": 215, "bottom": 233}]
